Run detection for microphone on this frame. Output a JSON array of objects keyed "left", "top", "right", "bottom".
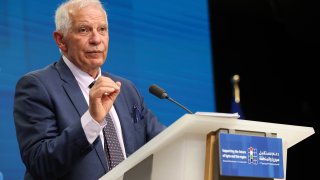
[{"left": 149, "top": 84, "right": 193, "bottom": 114}]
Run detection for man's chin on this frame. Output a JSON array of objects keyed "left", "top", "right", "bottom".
[{"left": 89, "top": 58, "right": 105, "bottom": 66}]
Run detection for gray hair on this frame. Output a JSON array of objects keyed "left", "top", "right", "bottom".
[{"left": 55, "top": 0, "right": 107, "bottom": 35}]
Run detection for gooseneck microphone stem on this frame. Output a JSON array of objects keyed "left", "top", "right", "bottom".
[
  {"left": 167, "top": 97, "right": 193, "bottom": 114},
  {"left": 149, "top": 84, "right": 194, "bottom": 114}
]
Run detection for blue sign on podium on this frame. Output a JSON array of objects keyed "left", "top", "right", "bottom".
[{"left": 219, "top": 133, "right": 284, "bottom": 178}]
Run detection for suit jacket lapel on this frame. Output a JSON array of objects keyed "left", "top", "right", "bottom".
[
  {"left": 55, "top": 59, "right": 109, "bottom": 172},
  {"left": 111, "top": 85, "right": 137, "bottom": 157},
  {"left": 114, "top": 99, "right": 133, "bottom": 157},
  {"left": 55, "top": 59, "right": 88, "bottom": 116},
  {"left": 93, "top": 137, "right": 109, "bottom": 171}
]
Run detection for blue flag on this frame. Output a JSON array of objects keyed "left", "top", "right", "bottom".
[{"left": 231, "top": 100, "right": 244, "bottom": 119}]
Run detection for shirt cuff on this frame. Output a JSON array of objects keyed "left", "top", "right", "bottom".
[{"left": 81, "top": 111, "right": 107, "bottom": 144}]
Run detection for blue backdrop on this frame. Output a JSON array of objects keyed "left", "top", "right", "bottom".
[{"left": 0, "top": 0, "right": 215, "bottom": 179}]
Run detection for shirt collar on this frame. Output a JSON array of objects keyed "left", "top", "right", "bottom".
[{"left": 62, "top": 55, "right": 101, "bottom": 89}]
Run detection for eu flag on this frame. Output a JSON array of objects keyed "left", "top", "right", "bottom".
[
  {"left": 231, "top": 74, "right": 244, "bottom": 119},
  {"left": 232, "top": 99, "right": 244, "bottom": 119}
]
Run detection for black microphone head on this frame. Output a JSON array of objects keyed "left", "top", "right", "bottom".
[{"left": 149, "top": 84, "right": 168, "bottom": 99}]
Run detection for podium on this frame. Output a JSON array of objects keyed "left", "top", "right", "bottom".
[{"left": 100, "top": 114, "right": 315, "bottom": 180}]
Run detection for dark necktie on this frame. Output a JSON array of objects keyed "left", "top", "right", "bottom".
[
  {"left": 103, "top": 113, "right": 125, "bottom": 170},
  {"left": 88, "top": 81, "right": 124, "bottom": 170}
]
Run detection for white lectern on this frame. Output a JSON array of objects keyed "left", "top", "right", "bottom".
[{"left": 100, "top": 114, "right": 315, "bottom": 180}]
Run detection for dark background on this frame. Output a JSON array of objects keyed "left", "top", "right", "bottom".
[{"left": 210, "top": 0, "right": 319, "bottom": 179}]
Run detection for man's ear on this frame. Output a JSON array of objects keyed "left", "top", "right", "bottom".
[{"left": 53, "top": 31, "right": 67, "bottom": 52}]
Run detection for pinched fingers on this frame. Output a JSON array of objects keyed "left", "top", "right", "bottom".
[
  {"left": 92, "top": 77, "right": 120, "bottom": 95},
  {"left": 88, "top": 77, "right": 121, "bottom": 122}
]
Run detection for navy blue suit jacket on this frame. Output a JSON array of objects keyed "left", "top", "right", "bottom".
[{"left": 13, "top": 59, "right": 165, "bottom": 180}]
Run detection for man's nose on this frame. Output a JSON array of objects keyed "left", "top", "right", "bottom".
[{"left": 89, "top": 30, "right": 102, "bottom": 45}]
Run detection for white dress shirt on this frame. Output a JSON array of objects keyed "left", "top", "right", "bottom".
[{"left": 63, "top": 56, "right": 126, "bottom": 158}]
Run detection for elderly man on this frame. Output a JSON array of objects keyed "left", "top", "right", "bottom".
[{"left": 13, "top": 0, "right": 165, "bottom": 179}]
